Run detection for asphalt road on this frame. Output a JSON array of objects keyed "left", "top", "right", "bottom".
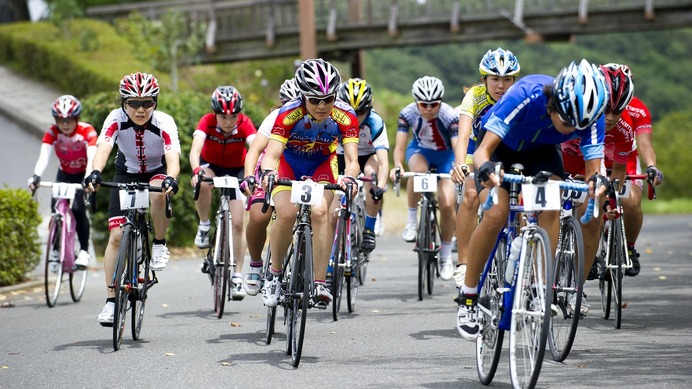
[{"left": 1, "top": 214, "right": 691, "bottom": 388}]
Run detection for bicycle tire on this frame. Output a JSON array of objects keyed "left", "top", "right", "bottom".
[
  {"left": 426, "top": 207, "right": 438, "bottom": 296},
  {"left": 44, "top": 217, "right": 63, "bottom": 308},
  {"left": 131, "top": 228, "right": 147, "bottom": 341},
  {"left": 549, "top": 216, "right": 585, "bottom": 362},
  {"left": 347, "top": 249, "right": 361, "bottom": 313},
  {"left": 69, "top": 263, "right": 87, "bottom": 302},
  {"left": 613, "top": 217, "right": 625, "bottom": 329},
  {"left": 290, "top": 226, "right": 311, "bottom": 367},
  {"left": 213, "top": 212, "right": 229, "bottom": 319},
  {"left": 509, "top": 227, "right": 553, "bottom": 389},
  {"left": 113, "top": 225, "right": 133, "bottom": 351},
  {"left": 598, "top": 225, "right": 612, "bottom": 319},
  {"left": 331, "top": 214, "right": 346, "bottom": 321},
  {"left": 476, "top": 237, "right": 505, "bottom": 385},
  {"left": 264, "top": 245, "right": 276, "bottom": 345},
  {"left": 417, "top": 199, "right": 430, "bottom": 301}
]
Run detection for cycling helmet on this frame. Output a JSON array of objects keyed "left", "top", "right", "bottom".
[
  {"left": 599, "top": 64, "right": 634, "bottom": 114},
  {"left": 603, "top": 62, "right": 633, "bottom": 79},
  {"left": 294, "top": 58, "right": 341, "bottom": 97},
  {"left": 337, "top": 78, "right": 373, "bottom": 111},
  {"left": 211, "top": 86, "right": 243, "bottom": 115},
  {"left": 51, "top": 95, "right": 82, "bottom": 119},
  {"left": 412, "top": 76, "right": 444, "bottom": 102},
  {"left": 553, "top": 59, "right": 608, "bottom": 130},
  {"left": 279, "top": 78, "right": 301, "bottom": 103},
  {"left": 479, "top": 47, "right": 521, "bottom": 77},
  {"left": 119, "top": 72, "right": 159, "bottom": 99}
]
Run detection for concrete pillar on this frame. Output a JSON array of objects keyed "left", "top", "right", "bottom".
[{"left": 298, "top": 0, "right": 317, "bottom": 59}]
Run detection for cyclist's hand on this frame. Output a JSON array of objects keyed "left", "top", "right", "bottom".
[
  {"left": 588, "top": 173, "right": 610, "bottom": 198},
  {"left": 449, "top": 164, "right": 468, "bottom": 184},
  {"left": 28, "top": 175, "right": 41, "bottom": 191},
  {"left": 477, "top": 161, "right": 502, "bottom": 188},
  {"left": 369, "top": 186, "right": 384, "bottom": 201},
  {"left": 190, "top": 166, "right": 204, "bottom": 187},
  {"left": 645, "top": 165, "right": 664, "bottom": 186},
  {"left": 602, "top": 196, "right": 619, "bottom": 220},
  {"left": 83, "top": 170, "right": 102, "bottom": 192},
  {"left": 162, "top": 176, "right": 179, "bottom": 195},
  {"left": 389, "top": 166, "right": 403, "bottom": 185},
  {"left": 341, "top": 175, "right": 359, "bottom": 197},
  {"left": 261, "top": 169, "right": 277, "bottom": 188},
  {"left": 239, "top": 175, "right": 257, "bottom": 196}
]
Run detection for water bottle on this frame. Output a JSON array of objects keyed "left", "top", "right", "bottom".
[{"left": 505, "top": 237, "right": 522, "bottom": 284}]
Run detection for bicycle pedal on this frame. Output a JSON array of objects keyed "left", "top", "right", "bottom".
[{"left": 314, "top": 300, "right": 329, "bottom": 310}]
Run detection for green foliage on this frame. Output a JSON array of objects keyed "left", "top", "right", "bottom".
[
  {"left": 649, "top": 110, "right": 692, "bottom": 200},
  {"left": 47, "top": 0, "right": 83, "bottom": 35},
  {"left": 0, "top": 189, "right": 41, "bottom": 286}
]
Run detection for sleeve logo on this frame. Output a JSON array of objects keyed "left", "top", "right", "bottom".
[
  {"left": 331, "top": 109, "right": 352, "bottom": 126},
  {"left": 282, "top": 108, "right": 304, "bottom": 126}
]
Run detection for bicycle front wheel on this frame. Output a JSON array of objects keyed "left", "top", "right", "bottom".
[
  {"left": 612, "top": 217, "right": 626, "bottom": 329},
  {"left": 132, "top": 231, "right": 147, "bottom": 340},
  {"left": 44, "top": 218, "right": 64, "bottom": 308},
  {"left": 69, "top": 261, "right": 88, "bottom": 303},
  {"left": 213, "top": 212, "right": 230, "bottom": 318},
  {"left": 426, "top": 209, "right": 438, "bottom": 296},
  {"left": 509, "top": 228, "right": 553, "bottom": 389},
  {"left": 416, "top": 202, "right": 430, "bottom": 301},
  {"left": 290, "top": 226, "right": 311, "bottom": 367},
  {"left": 549, "top": 216, "right": 585, "bottom": 362},
  {"left": 113, "top": 225, "right": 133, "bottom": 351},
  {"left": 476, "top": 238, "right": 505, "bottom": 385},
  {"left": 598, "top": 225, "right": 612, "bottom": 319},
  {"left": 331, "top": 215, "right": 346, "bottom": 321},
  {"left": 264, "top": 245, "right": 276, "bottom": 345}
]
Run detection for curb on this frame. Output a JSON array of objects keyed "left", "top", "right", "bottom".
[{"left": 0, "top": 279, "right": 44, "bottom": 294}]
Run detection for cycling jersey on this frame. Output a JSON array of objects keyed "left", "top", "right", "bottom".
[
  {"left": 270, "top": 98, "right": 359, "bottom": 163},
  {"left": 626, "top": 96, "right": 652, "bottom": 136},
  {"left": 397, "top": 102, "right": 458, "bottom": 151},
  {"left": 257, "top": 109, "right": 280, "bottom": 138},
  {"left": 562, "top": 110, "right": 634, "bottom": 175},
  {"left": 39, "top": 122, "right": 97, "bottom": 174},
  {"left": 336, "top": 109, "right": 389, "bottom": 156},
  {"left": 99, "top": 109, "right": 181, "bottom": 174},
  {"left": 193, "top": 112, "right": 256, "bottom": 168},
  {"left": 481, "top": 74, "right": 605, "bottom": 161},
  {"left": 457, "top": 83, "right": 496, "bottom": 158}
]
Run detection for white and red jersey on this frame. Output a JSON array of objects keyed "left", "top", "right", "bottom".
[
  {"left": 562, "top": 111, "right": 635, "bottom": 175},
  {"left": 193, "top": 112, "right": 256, "bottom": 168},
  {"left": 98, "top": 108, "right": 181, "bottom": 174},
  {"left": 626, "top": 96, "right": 652, "bottom": 137},
  {"left": 41, "top": 122, "right": 97, "bottom": 174}
]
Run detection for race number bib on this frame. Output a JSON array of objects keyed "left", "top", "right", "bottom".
[
  {"left": 290, "top": 181, "right": 324, "bottom": 206},
  {"left": 212, "top": 176, "right": 239, "bottom": 189},
  {"left": 52, "top": 183, "right": 76, "bottom": 200},
  {"left": 522, "top": 182, "right": 561, "bottom": 211},
  {"left": 413, "top": 175, "right": 437, "bottom": 193},
  {"left": 561, "top": 187, "right": 588, "bottom": 204},
  {"left": 119, "top": 189, "right": 149, "bottom": 210}
]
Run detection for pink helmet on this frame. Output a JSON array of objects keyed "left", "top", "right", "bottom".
[
  {"left": 119, "top": 72, "right": 160, "bottom": 99},
  {"left": 51, "top": 95, "right": 82, "bottom": 119}
]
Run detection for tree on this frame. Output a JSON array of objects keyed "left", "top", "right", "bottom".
[{"left": 116, "top": 11, "right": 207, "bottom": 91}]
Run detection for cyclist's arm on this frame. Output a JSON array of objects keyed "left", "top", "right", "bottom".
[
  {"left": 189, "top": 134, "right": 205, "bottom": 173},
  {"left": 91, "top": 142, "right": 113, "bottom": 172},
  {"left": 375, "top": 148, "right": 389, "bottom": 188},
  {"left": 390, "top": 131, "right": 409, "bottom": 182},
  {"left": 85, "top": 145, "right": 97, "bottom": 177},
  {"left": 472, "top": 131, "right": 502, "bottom": 187},
  {"left": 244, "top": 133, "right": 269, "bottom": 175},
  {"left": 164, "top": 149, "right": 180, "bottom": 180},
  {"left": 454, "top": 114, "right": 472, "bottom": 167},
  {"left": 260, "top": 138, "right": 285, "bottom": 175},
  {"left": 343, "top": 142, "right": 359, "bottom": 178},
  {"left": 33, "top": 143, "right": 53, "bottom": 177},
  {"left": 635, "top": 132, "right": 656, "bottom": 168}
]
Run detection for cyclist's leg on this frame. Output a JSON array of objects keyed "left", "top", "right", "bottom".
[
  {"left": 362, "top": 154, "right": 380, "bottom": 250},
  {"left": 577, "top": 199, "right": 605, "bottom": 281},
  {"left": 621, "top": 183, "right": 643, "bottom": 275},
  {"left": 193, "top": 165, "right": 215, "bottom": 224},
  {"left": 454, "top": 173, "right": 478, "bottom": 284},
  {"left": 149, "top": 173, "right": 170, "bottom": 242},
  {"left": 246, "top": 200, "right": 271, "bottom": 263},
  {"left": 404, "top": 150, "right": 428, "bottom": 239},
  {"left": 268, "top": 191, "right": 293, "bottom": 274}
]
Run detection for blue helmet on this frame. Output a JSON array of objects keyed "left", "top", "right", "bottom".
[
  {"left": 479, "top": 47, "right": 520, "bottom": 77},
  {"left": 553, "top": 59, "right": 609, "bottom": 130}
]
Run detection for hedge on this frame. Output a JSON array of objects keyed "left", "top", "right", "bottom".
[{"left": 0, "top": 189, "right": 41, "bottom": 286}]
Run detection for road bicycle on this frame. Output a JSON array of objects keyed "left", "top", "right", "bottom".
[
  {"left": 328, "top": 173, "right": 376, "bottom": 320},
  {"left": 34, "top": 182, "right": 88, "bottom": 308},
  {"left": 394, "top": 167, "right": 450, "bottom": 301},
  {"left": 97, "top": 181, "right": 171, "bottom": 351},
  {"left": 597, "top": 174, "right": 655, "bottom": 329},
  {"left": 194, "top": 172, "right": 244, "bottom": 319},
  {"left": 474, "top": 167, "right": 592, "bottom": 389},
  {"left": 263, "top": 175, "right": 342, "bottom": 367}
]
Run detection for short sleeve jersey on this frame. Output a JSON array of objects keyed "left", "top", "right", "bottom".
[
  {"left": 270, "top": 99, "right": 359, "bottom": 162},
  {"left": 336, "top": 109, "right": 389, "bottom": 156},
  {"left": 457, "top": 83, "right": 496, "bottom": 142},
  {"left": 397, "top": 102, "right": 458, "bottom": 151},
  {"left": 561, "top": 110, "right": 634, "bottom": 170},
  {"left": 98, "top": 109, "right": 181, "bottom": 174},
  {"left": 481, "top": 74, "right": 605, "bottom": 161},
  {"left": 626, "top": 96, "right": 652, "bottom": 136},
  {"left": 193, "top": 112, "right": 256, "bottom": 168},
  {"left": 42, "top": 122, "right": 98, "bottom": 174}
]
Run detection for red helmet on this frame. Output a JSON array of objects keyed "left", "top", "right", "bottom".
[
  {"left": 599, "top": 64, "right": 634, "bottom": 114},
  {"left": 119, "top": 72, "right": 159, "bottom": 99},
  {"left": 211, "top": 86, "right": 243, "bottom": 115},
  {"left": 51, "top": 95, "right": 82, "bottom": 119}
]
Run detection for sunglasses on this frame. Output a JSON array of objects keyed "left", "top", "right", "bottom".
[
  {"left": 126, "top": 100, "right": 156, "bottom": 109},
  {"left": 417, "top": 101, "right": 441, "bottom": 109},
  {"left": 355, "top": 108, "right": 371, "bottom": 116},
  {"left": 306, "top": 94, "right": 336, "bottom": 105}
]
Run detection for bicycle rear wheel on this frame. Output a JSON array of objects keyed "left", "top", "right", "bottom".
[
  {"left": 290, "top": 226, "right": 311, "bottom": 367},
  {"left": 598, "top": 225, "right": 612, "bottom": 319},
  {"left": 549, "top": 216, "right": 584, "bottom": 362},
  {"left": 612, "top": 217, "right": 626, "bottom": 329},
  {"left": 476, "top": 238, "right": 505, "bottom": 385},
  {"left": 347, "top": 249, "right": 361, "bottom": 313},
  {"left": 44, "top": 217, "right": 63, "bottom": 308},
  {"left": 213, "top": 212, "right": 229, "bottom": 319},
  {"left": 132, "top": 231, "right": 147, "bottom": 340},
  {"left": 416, "top": 202, "right": 430, "bottom": 301},
  {"left": 509, "top": 228, "right": 553, "bottom": 389},
  {"left": 264, "top": 245, "right": 276, "bottom": 345},
  {"left": 331, "top": 215, "right": 346, "bottom": 321},
  {"left": 69, "top": 262, "right": 87, "bottom": 302},
  {"left": 113, "top": 225, "right": 133, "bottom": 351}
]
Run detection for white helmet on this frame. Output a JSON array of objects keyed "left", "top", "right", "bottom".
[{"left": 412, "top": 76, "right": 444, "bottom": 101}]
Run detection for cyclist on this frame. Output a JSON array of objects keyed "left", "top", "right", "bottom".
[
  {"left": 614, "top": 64, "right": 664, "bottom": 277},
  {"left": 190, "top": 85, "right": 256, "bottom": 300},
  {"left": 84, "top": 72, "right": 181, "bottom": 326},
  {"left": 238, "top": 78, "right": 301, "bottom": 296},
  {"left": 29, "top": 95, "right": 98, "bottom": 269},
  {"left": 456, "top": 60, "right": 609, "bottom": 340},
  {"left": 260, "top": 58, "right": 360, "bottom": 308},
  {"left": 388, "top": 76, "right": 458, "bottom": 281},
  {"left": 449, "top": 47, "right": 520, "bottom": 288},
  {"left": 561, "top": 64, "right": 634, "bottom": 313},
  {"left": 335, "top": 77, "right": 390, "bottom": 253}
]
